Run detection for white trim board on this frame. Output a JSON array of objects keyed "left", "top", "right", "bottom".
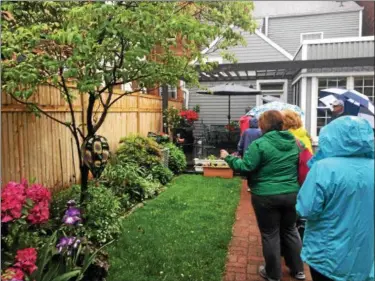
[
  {"left": 359, "top": 9, "right": 363, "bottom": 37},
  {"left": 255, "top": 30, "right": 293, "bottom": 60},
  {"left": 302, "top": 36, "right": 374, "bottom": 45},
  {"left": 292, "top": 71, "right": 375, "bottom": 85}
]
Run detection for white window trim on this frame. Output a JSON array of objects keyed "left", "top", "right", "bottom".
[
  {"left": 300, "top": 77, "right": 307, "bottom": 126},
  {"left": 256, "top": 79, "right": 288, "bottom": 106},
  {"left": 310, "top": 77, "right": 319, "bottom": 142},
  {"left": 300, "top": 32, "right": 324, "bottom": 44}
]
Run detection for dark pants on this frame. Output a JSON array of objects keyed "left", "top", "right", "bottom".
[
  {"left": 310, "top": 267, "right": 334, "bottom": 281},
  {"left": 252, "top": 193, "right": 304, "bottom": 280}
]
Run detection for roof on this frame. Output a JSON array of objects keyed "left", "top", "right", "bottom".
[{"left": 252, "top": 1, "right": 362, "bottom": 19}]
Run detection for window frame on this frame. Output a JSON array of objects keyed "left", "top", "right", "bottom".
[
  {"left": 300, "top": 32, "right": 324, "bottom": 44},
  {"left": 256, "top": 79, "right": 288, "bottom": 106}
]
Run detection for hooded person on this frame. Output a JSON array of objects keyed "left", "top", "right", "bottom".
[
  {"left": 296, "top": 116, "right": 374, "bottom": 281},
  {"left": 282, "top": 110, "right": 313, "bottom": 154},
  {"left": 237, "top": 117, "right": 262, "bottom": 157},
  {"left": 221, "top": 110, "right": 305, "bottom": 281},
  {"left": 239, "top": 107, "right": 252, "bottom": 135}
]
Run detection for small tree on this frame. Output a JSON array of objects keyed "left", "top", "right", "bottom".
[{"left": 1, "top": 1, "right": 256, "bottom": 204}]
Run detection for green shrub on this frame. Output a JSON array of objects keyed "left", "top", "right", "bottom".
[
  {"left": 101, "top": 162, "right": 162, "bottom": 209},
  {"left": 162, "top": 143, "right": 187, "bottom": 174},
  {"left": 116, "top": 135, "right": 162, "bottom": 168},
  {"left": 51, "top": 184, "right": 121, "bottom": 246},
  {"left": 150, "top": 164, "right": 174, "bottom": 185}
]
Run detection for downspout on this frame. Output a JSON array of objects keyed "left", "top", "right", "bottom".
[{"left": 265, "top": 16, "right": 269, "bottom": 37}]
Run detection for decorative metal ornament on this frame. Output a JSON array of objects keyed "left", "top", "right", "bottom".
[{"left": 82, "top": 135, "right": 110, "bottom": 178}]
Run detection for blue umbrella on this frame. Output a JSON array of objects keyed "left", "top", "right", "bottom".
[{"left": 319, "top": 88, "right": 374, "bottom": 127}]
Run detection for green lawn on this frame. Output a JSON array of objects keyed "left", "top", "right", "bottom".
[{"left": 107, "top": 175, "right": 241, "bottom": 281}]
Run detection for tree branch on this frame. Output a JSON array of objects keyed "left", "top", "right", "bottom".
[{"left": 8, "top": 93, "right": 71, "bottom": 129}]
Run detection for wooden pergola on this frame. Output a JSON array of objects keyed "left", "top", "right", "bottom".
[{"left": 196, "top": 57, "right": 374, "bottom": 82}]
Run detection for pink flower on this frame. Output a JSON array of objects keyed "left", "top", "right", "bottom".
[
  {"left": 26, "top": 184, "right": 51, "bottom": 203},
  {"left": 1, "top": 182, "right": 26, "bottom": 223},
  {"left": 1, "top": 267, "right": 24, "bottom": 281},
  {"left": 14, "top": 248, "right": 37, "bottom": 275},
  {"left": 27, "top": 200, "right": 50, "bottom": 224}
]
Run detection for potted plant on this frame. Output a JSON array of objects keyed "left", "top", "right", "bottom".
[{"left": 202, "top": 155, "right": 233, "bottom": 179}]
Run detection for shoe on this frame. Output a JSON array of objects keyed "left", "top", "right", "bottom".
[
  {"left": 292, "top": 272, "right": 306, "bottom": 280},
  {"left": 247, "top": 187, "right": 251, "bottom": 192},
  {"left": 259, "top": 265, "right": 280, "bottom": 281}
]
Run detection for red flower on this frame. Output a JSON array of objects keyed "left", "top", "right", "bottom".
[
  {"left": 14, "top": 248, "right": 38, "bottom": 275},
  {"left": 1, "top": 182, "right": 26, "bottom": 223},
  {"left": 27, "top": 200, "right": 49, "bottom": 224},
  {"left": 26, "top": 184, "right": 51, "bottom": 203},
  {"left": 180, "top": 110, "right": 199, "bottom": 124},
  {"left": 1, "top": 267, "right": 24, "bottom": 281}
]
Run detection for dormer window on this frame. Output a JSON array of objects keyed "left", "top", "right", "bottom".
[{"left": 300, "top": 32, "right": 324, "bottom": 44}]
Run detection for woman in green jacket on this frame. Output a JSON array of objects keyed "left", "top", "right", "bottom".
[{"left": 221, "top": 110, "right": 305, "bottom": 281}]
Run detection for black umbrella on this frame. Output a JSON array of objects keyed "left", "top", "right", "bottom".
[{"left": 196, "top": 83, "right": 261, "bottom": 125}]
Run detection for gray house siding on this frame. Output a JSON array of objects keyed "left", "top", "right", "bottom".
[
  {"left": 307, "top": 41, "right": 375, "bottom": 60},
  {"left": 207, "top": 32, "right": 288, "bottom": 63},
  {"left": 268, "top": 11, "right": 360, "bottom": 54},
  {"left": 188, "top": 81, "right": 257, "bottom": 125}
]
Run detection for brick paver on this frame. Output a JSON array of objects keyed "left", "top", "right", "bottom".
[{"left": 224, "top": 180, "right": 312, "bottom": 281}]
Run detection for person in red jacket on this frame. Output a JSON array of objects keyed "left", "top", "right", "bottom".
[{"left": 239, "top": 107, "right": 252, "bottom": 135}]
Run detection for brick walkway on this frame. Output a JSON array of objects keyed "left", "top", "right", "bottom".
[{"left": 224, "top": 180, "right": 312, "bottom": 281}]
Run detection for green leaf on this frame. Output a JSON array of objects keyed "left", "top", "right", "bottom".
[{"left": 51, "top": 270, "right": 81, "bottom": 281}]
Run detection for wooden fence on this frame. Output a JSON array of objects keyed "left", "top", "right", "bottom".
[{"left": 1, "top": 85, "right": 183, "bottom": 190}]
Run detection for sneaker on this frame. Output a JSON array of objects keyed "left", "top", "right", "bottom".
[
  {"left": 259, "top": 265, "right": 280, "bottom": 281},
  {"left": 293, "top": 272, "right": 306, "bottom": 280}
]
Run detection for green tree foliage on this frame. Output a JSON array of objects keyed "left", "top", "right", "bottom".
[{"left": 1, "top": 1, "right": 256, "bottom": 203}]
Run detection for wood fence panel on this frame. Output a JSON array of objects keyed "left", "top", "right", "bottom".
[{"left": 1, "top": 85, "right": 182, "bottom": 189}]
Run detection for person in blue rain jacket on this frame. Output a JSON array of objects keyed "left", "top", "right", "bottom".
[{"left": 296, "top": 116, "right": 374, "bottom": 281}]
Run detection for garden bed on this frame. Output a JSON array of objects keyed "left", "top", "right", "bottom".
[{"left": 107, "top": 175, "right": 241, "bottom": 281}]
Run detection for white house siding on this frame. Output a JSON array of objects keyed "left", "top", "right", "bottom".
[{"left": 268, "top": 11, "right": 360, "bottom": 54}]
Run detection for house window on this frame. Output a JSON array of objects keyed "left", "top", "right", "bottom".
[
  {"left": 159, "top": 85, "right": 177, "bottom": 99},
  {"left": 292, "top": 81, "right": 301, "bottom": 107},
  {"left": 354, "top": 76, "right": 375, "bottom": 103},
  {"left": 316, "top": 77, "right": 346, "bottom": 135},
  {"left": 257, "top": 80, "right": 287, "bottom": 105},
  {"left": 300, "top": 32, "right": 323, "bottom": 43}
]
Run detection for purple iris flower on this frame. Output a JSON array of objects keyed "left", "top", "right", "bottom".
[
  {"left": 62, "top": 206, "right": 81, "bottom": 225},
  {"left": 66, "top": 200, "right": 76, "bottom": 207},
  {"left": 57, "top": 236, "right": 81, "bottom": 254}
]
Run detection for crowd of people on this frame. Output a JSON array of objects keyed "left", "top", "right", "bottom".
[{"left": 220, "top": 107, "right": 374, "bottom": 281}]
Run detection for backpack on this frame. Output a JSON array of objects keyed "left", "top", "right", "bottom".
[{"left": 295, "top": 139, "right": 313, "bottom": 186}]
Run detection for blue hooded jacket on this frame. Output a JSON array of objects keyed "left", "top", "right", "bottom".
[
  {"left": 237, "top": 118, "right": 262, "bottom": 156},
  {"left": 296, "top": 116, "right": 374, "bottom": 281}
]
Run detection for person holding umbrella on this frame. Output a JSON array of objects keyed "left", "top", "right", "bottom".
[{"left": 330, "top": 99, "right": 349, "bottom": 122}]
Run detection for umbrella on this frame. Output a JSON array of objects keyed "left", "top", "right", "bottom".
[
  {"left": 196, "top": 84, "right": 260, "bottom": 125},
  {"left": 246, "top": 101, "right": 305, "bottom": 120},
  {"left": 319, "top": 88, "right": 374, "bottom": 127}
]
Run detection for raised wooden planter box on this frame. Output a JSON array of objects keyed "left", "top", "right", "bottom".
[{"left": 203, "top": 167, "right": 233, "bottom": 179}]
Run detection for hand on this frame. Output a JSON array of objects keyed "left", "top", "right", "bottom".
[{"left": 220, "top": 149, "right": 229, "bottom": 159}]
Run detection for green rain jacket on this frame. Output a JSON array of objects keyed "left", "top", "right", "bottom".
[{"left": 225, "top": 130, "right": 300, "bottom": 196}]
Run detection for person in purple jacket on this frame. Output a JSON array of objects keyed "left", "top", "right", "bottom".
[
  {"left": 238, "top": 117, "right": 262, "bottom": 157},
  {"left": 237, "top": 118, "right": 262, "bottom": 192}
]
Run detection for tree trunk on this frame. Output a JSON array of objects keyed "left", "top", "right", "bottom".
[{"left": 80, "top": 164, "right": 89, "bottom": 205}]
